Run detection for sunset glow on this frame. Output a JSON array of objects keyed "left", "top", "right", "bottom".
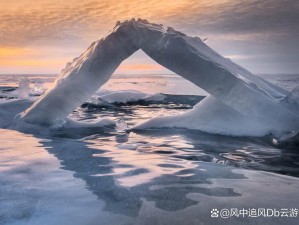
[{"left": 0, "top": 0, "right": 298, "bottom": 74}]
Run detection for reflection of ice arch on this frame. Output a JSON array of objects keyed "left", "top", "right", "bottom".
[
  {"left": 17, "top": 18, "right": 299, "bottom": 137},
  {"left": 41, "top": 133, "right": 243, "bottom": 216}
]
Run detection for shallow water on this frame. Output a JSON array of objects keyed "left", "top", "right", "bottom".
[{"left": 0, "top": 74, "right": 299, "bottom": 225}]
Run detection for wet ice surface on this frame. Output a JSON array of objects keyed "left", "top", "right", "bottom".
[
  {"left": 0, "top": 74, "right": 299, "bottom": 225},
  {"left": 1, "top": 129, "right": 299, "bottom": 225}
]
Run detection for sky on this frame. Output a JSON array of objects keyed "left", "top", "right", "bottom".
[{"left": 0, "top": 0, "right": 298, "bottom": 74}]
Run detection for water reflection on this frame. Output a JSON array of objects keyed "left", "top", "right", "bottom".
[
  {"left": 2, "top": 128, "right": 299, "bottom": 225},
  {"left": 128, "top": 129, "right": 299, "bottom": 177},
  {"left": 44, "top": 126, "right": 299, "bottom": 211},
  {"left": 41, "top": 131, "right": 244, "bottom": 216}
]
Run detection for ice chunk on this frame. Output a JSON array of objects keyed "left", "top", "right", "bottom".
[
  {"left": 100, "top": 91, "right": 148, "bottom": 104},
  {"left": 13, "top": 18, "right": 299, "bottom": 138},
  {"left": 30, "top": 81, "right": 45, "bottom": 96},
  {"left": 115, "top": 118, "right": 128, "bottom": 132},
  {"left": 97, "top": 90, "right": 165, "bottom": 104},
  {"left": 132, "top": 95, "right": 270, "bottom": 137},
  {"left": 18, "top": 77, "right": 30, "bottom": 99},
  {"left": 281, "top": 85, "right": 299, "bottom": 112}
]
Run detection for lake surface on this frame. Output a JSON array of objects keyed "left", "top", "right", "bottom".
[{"left": 0, "top": 74, "right": 299, "bottom": 225}]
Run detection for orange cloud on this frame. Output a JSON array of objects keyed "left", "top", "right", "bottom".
[
  {"left": 0, "top": 48, "right": 36, "bottom": 58},
  {"left": 118, "top": 64, "right": 163, "bottom": 71},
  {"left": 0, "top": 0, "right": 233, "bottom": 48},
  {"left": 0, "top": 0, "right": 297, "bottom": 74},
  {"left": 0, "top": 46, "right": 69, "bottom": 73},
  {"left": 0, "top": 59, "right": 65, "bottom": 67}
]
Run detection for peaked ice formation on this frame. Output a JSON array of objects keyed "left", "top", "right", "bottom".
[{"left": 15, "top": 18, "right": 299, "bottom": 138}]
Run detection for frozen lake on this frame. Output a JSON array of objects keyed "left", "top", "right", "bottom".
[{"left": 0, "top": 74, "right": 299, "bottom": 225}]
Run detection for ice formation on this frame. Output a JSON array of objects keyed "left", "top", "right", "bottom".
[
  {"left": 13, "top": 18, "right": 299, "bottom": 138},
  {"left": 133, "top": 95, "right": 270, "bottom": 137},
  {"left": 95, "top": 90, "right": 165, "bottom": 104},
  {"left": 115, "top": 118, "right": 129, "bottom": 132},
  {"left": 18, "top": 77, "right": 30, "bottom": 99}
]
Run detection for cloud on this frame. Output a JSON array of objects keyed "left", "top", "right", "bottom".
[
  {"left": 0, "top": 47, "right": 36, "bottom": 58},
  {"left": 0, "top": 0, "right": 298, "bottom": 73},
  {"left": 1, "top": 0, "right": 298, "bottom": 46}
]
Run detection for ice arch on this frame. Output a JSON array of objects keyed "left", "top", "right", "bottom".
[{"left": 16, "top": 18, "right": 299, "bottom": 137}]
